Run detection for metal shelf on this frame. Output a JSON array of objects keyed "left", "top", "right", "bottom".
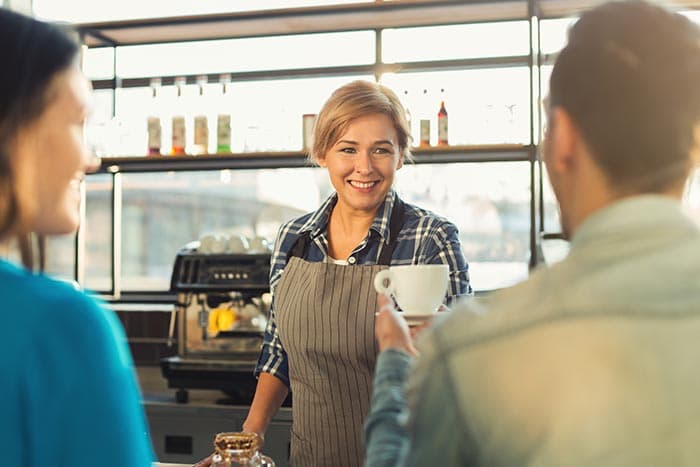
[
  {"left": 72, "top": 0, "right": 547, "bottom": 296},
  {"left": 90, "top": 55, "right": 531, "bottom": 91},
  {"left": 95, "top": 144, "right": 534, "bottom": 174},
  {"left": 76, "top": 0, "right": 529, "bottom": 48}
]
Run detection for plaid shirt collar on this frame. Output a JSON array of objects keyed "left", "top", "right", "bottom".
[{"left": 298, "top": 190, "right": 398, "bottom": 245}]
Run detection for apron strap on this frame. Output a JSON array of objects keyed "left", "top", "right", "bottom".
[
  {"left": 287, "top": 231, "right": 311, "bottom": 261},
  {"left": 286, "top": 196, "right": 406, "bottom": 265}
]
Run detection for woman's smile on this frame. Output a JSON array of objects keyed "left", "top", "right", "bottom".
[{"left": 348, "top": 179, "right": 381, "bottom": 191}]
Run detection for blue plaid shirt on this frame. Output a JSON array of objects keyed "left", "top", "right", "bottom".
[{"left": 255, "top": 190, "right": 471, "bottom": 387}]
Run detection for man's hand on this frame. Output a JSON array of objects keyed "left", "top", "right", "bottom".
[{"left": 374, "top": 294, "right": 419, "bottom": 357}]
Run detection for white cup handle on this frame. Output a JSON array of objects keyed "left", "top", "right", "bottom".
[{"left": 373, "top": 269, "right": 395, "bottom": 295}]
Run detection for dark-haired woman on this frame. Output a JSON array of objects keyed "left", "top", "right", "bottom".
[{"left": 0, "top": 8, "right": 153, "bottom": 466}]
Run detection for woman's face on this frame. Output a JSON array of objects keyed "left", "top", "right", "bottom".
[
  {"left": 13, "top": 66, "right": 95, "bottom": 235},
  {"left": 318, "top": 113, "right": 403, "bottom": 215}
]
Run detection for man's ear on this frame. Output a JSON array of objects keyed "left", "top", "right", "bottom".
[
  {"left": 691, "top": 124, "right": 700, "bottom": 167},
  {"left": 547, "top": 107, "right": 579, "bottom": 175}
]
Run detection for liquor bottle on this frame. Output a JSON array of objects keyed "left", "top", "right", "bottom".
[
  {"left": 171, "top": 77, "right": 187, "bottom": 155},
  {"left": 217, "top": 74, "right": 232, "bottom": 154},
  {"left": 146, "top": 78, "right": 162, "bottom": 156},
  {"left": 192, "top": 76, "right": 209, "bottom": 156},
  {"left": 419, "top": 88, "right": 431, "bottom": 147},
  {"left": 211, "top": 432, "right": 275, "bottom": 466},
  {"left": 402, "top": 90, "right": 414, "bottom": 147},
  {"left": 438, "top": 88, "right": 449, "bottom": 146}
]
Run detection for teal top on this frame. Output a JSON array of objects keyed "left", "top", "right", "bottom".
[{"left": 0, "top": 258, "right": 153, "bottom": 466}]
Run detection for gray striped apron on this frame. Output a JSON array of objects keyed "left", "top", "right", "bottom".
[{"left": 274, "top": 200, "right": 405, "bottom": 466}]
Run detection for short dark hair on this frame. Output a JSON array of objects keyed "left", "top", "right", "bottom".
[
  {"left": 0, "top": 8, "right": 79, "bottom": 239},
  {"left": 549, "top": 0, "right": 700, "bottom": 193}
]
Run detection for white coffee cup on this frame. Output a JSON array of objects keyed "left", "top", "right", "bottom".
[
  {"left": 227, "top": 234, "right": 249, "bottom": 254},
  {"left": 248, "top": 235, "right": 271, "bottom": 253},
  {"left": 199, "top": 234, "right": 226, "bottom": 254},
  {"left": 373, "top": 264, "right": 449, "bottom": 316}
]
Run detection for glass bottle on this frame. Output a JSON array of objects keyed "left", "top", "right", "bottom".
[
  {"left": 437, "top": 88, "right": 449, "bottom": 146},
  {"left": 211, "top": 432, "right": 275, "bottom": 467},
  {"left": 192, "top": 75, "right": 209, "bottom": 156},
  {"left": 419, "top": 88, "right": 431, "bottom": 147},
  {"left": 402, "top": 89, "right": 413, "bottom": 147},
  {"left": 146, "top": 78, "right": 162, "bottom": 156},
  {"left": 171, "top": 76, "right": 187, "bottom": 155},
  {"left": 217, "top": 73, "right": 232, "bottom": 154}
]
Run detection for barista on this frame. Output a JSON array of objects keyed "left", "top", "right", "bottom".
[{"left": 198, "top": 80, "right": 471, "bottom": 467}]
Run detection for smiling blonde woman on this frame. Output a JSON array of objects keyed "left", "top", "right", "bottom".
[{"left": 197, "top": 80, "right": 472, "bottom": 467}]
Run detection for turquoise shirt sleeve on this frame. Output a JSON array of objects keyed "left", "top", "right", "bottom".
[{"left": 21, "top": 288, "right": 154, "bottom": 466}]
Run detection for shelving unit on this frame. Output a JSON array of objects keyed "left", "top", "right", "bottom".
[
  {"left": 74, "top": 0, "right": 586, "bottom": 298},
  {"left": 77, "top": 1, "right": 529, "bottom": 47}
]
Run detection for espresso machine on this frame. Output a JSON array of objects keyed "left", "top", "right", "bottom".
[{"left": 161, "top": 241, "right": 272, "bottom": 404}]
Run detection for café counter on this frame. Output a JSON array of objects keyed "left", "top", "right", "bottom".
[{"left": 138, "top": 366, "right": 292, "bottom": 466}]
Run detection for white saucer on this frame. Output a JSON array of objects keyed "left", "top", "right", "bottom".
[{"left": 402, "top": 313, "right": 437, "bottom": 326}]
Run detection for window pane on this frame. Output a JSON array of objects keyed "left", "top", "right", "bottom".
[
  {"left": 111, "top": 75, "right": 374, "bottom": 156},
  {"left": 538, "top": 64, "right": 552, "bottom": 150},
  {"left": 397, "top": 162, "right": 531, "bottom": 291},
  {"left": 85, "top": 89, "right": 115, "bottom": 157},
  {"left": 115, "top": 31, "right": 375, "bottom": 78},
  {"left": 684, "top": 168, "right": 700, "bottom": 222},
  {"left": 82, "top": 47, "right": 114, "bottom": 80},
  {"left": 682, "top": 10, "right": 700, "bottom": 25},
  {"left": 84, "top": 174, "right": 113, "bottom": 291},
  {"left": 381, "top": 68, "right": 530, "bottom": 145},
  {"left": 538, "top": 63, "right": 560, "bottom": 237},
  {"left": 541, "top": 164, "right": 561, "bottom": 231},
  {"left": 114, "top": 162, "right": 530, "bottom": 292},
  {"left": 118, "top": 169, "right": 328, "bottom": 291},
  {"left": 383, "top": 21, "right": 530, "bottom": 63},
  {"left": 539, "top": 17, "right": 576, "bottom": 55},
  {"left": 34, "top": 0, "right": 370, "bottom": 23},
  {"left": 45, "top": 235, "right": 76, "bottom": 282}
]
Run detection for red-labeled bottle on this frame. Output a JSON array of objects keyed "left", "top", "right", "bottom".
[{"left": 437, "top": 88, "right": 448, "bottom": 146}]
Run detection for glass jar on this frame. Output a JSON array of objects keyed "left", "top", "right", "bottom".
[{"left": 211, "top": 432, "right": 275, "bottom": 467}]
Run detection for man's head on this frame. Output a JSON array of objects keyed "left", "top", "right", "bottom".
[{"left": 545, "top": 0, "right": 700, "bottom": 236}]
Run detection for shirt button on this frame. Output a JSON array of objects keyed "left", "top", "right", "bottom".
[{"left": 348, "top": 256, "right": 357, "bottom": 264}]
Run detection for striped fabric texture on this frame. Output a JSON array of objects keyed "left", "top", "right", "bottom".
[{"left": 275, "top": 257, "right": 387, "bottom": 465}]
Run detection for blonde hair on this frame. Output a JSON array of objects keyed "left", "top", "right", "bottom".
[{"left": 309, "top": 80, "right": 413, "bottom": 164}]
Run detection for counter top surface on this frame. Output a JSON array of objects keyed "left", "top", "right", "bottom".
[
  {"left": 137, "top": 365, "right": 226, "bottom": 405},
  {"left": 135, "top": 365, "right": 292, "bottom": 421}
]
